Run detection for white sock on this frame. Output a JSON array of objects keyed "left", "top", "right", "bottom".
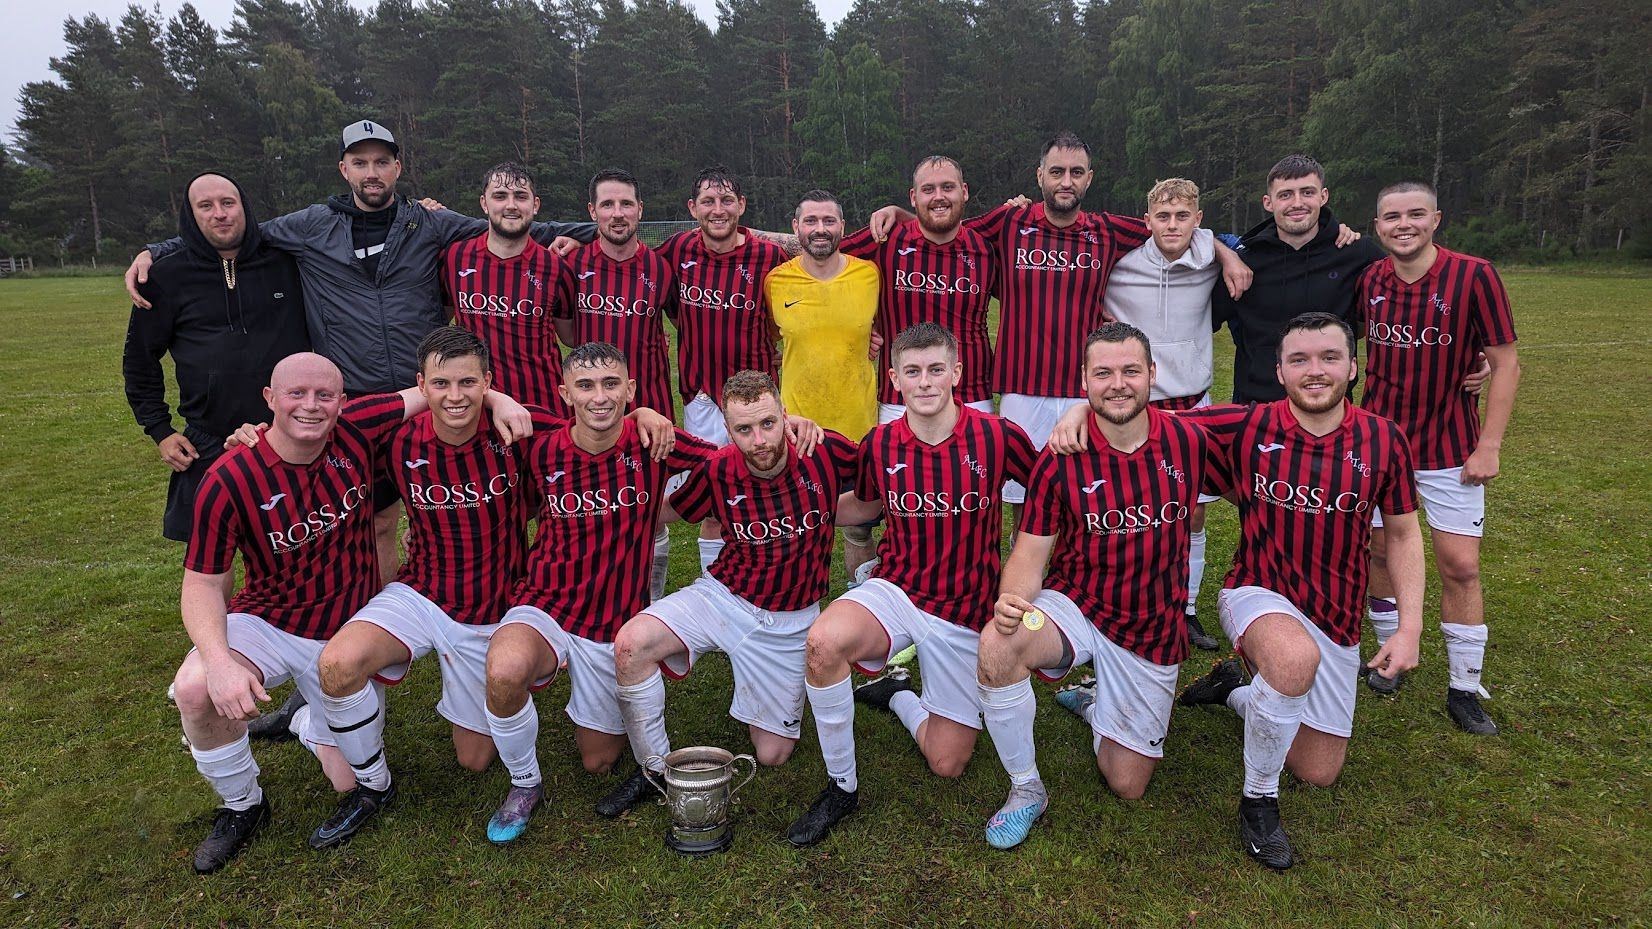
[
  {"left": 1226, "top": 684, "right": 1252, "bottom": 720},
  {"left": 806, "top": 676, "right": 858, "bottom": 792},
  {"left": 888, "top": 689, "right": 928, "bottom": 741},
  {"left": 321, "top": 683, "right": 390, "bottom": 790},
  {"left": 192, "top": 735, "right": 263, "bottom": 810},
  {"left": 287, "top": 702, "right": 310, "bottom": 738},
  {"left": 1441, "top": 622, "right": 1489, "bottom": 694},
  {"left": 980, "top": 678, "right": 1040, "bottom": 787},
  {"left": 698, "top": 537, "right": 724, "bottom": 574},
  {"left": 1187, "top": 529, "right": 1207, "bottom": 609},
  {"left": 487, "top": 700, "right": 542, "bottom": 788},
  {"left": 617, "top": 671, "right": 671, "bottom": 771},
  {"left": 1240, "top": 674, "right": 1307, "bottom": 798},
  {"left": 650, "top": 526, "right": 671, "bottom": 601},
  {"left": 1367, "top": 596, "right": 1399, "bottom": 646}
]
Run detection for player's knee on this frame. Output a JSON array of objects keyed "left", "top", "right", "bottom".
[
  {"left": 1100, "top": 765, "right": 1149, "bottom": 801},
  {"left": 454, "top": 741, "right": 496, "bottom": 773},
  {"left": 486, "top": 654, "right": 535, "bottom": 704},
  {"left": 926, "top": 754, "right": 969, "bottom": 780},
  {"left": 1290, "top": 759, "right": 1342, "bottom": 788},
  {"left": 582, "top": 749, "right": 620, "bottom": 775},
  {"left": 803, "top": 631, "right": 847, "bottom": 678},
  {"left": 171, "top": 661, "right": 213, "bottom": 718},
  {"left": 975, "top": 628, "right": 1022, "bottom": 686},
  {"left": 317, "top": 648, "right": 368, "bottom": 697},
  {"left": 1436, "top": 550, "right": 1481, "bottom": 589},
  {"left": 1190, "top": 505, "right": 1207, "bottom": 532},
  {"left": 756, "top": 742, "right": 795, "bottom": 767},
  {"left": 1266, "top": 645, "right": 1320, "bottom": 697}
]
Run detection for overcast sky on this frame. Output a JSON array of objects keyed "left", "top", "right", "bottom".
[{"left": 2, "top": 0, "right": 854, "bottom": 143}]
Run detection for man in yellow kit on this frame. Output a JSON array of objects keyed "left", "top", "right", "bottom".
[{"left": 766, "top": 188, "right": 881, "bottom": 574}]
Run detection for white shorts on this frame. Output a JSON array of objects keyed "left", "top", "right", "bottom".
[
  {"left": 1030, "top": 590, "right": 1180, "bottom": 759},
  {"left": 499, "top": 605, "right": 624, "bottom": 735},
  {"left": 1218, "top": 586, "right": 1361, "bottom": 738},
  {"left": 644, "top": 575, "right": 817, "bottom": 739},
  {"left": 998, "top": 393, "right": 1086, "bottom": 504},
  {"left": 878, "top": 397, "right": 995, "bottom": 425},
  {"left": 345, "top": 582, "right": 497, "bottom": 735},
  {"left": 683, "top": 392, "right": 729, "bottom": 447},
  {"left": 210, "top": 612, "right": 333, "bottom": 747},
  {"left": 1372, "top": 466, "right": 1484, "bottom": 537},
  {"left": 839, "top": 578, "right": 982, "bottom": 729}
]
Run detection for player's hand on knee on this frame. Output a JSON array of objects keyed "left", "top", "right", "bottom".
[
  {"left": 992, "top": 593, "right": 1035, "bottom": 636},
  {"left": 126, "top": 250, "right": 155, "bottom": 308},
  {"left": 224, "top": 422, "right": 266, "bottom": 450},
  {"left": 206, "top": 659, "right": 269, "bottom": 721},
  {"left": 158, "top": 433, "right": 200, "bottom": 472}
]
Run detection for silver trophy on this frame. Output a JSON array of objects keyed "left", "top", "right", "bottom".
[{"left": 643, "top": 746, "right": 757, "bottom": 856}]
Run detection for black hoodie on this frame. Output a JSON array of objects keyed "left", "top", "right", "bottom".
[
  {"left": 122, "top": 173, "right": 309, "bottom": 457},
  {"left": 1212, "top": 206, "right": 1386, "bottom": 403}
]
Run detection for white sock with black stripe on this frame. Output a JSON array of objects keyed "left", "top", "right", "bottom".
[{"left": 321, "top": 683, "right": 390, "bottom": 791}]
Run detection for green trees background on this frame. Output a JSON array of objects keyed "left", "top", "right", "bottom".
[{"left": 4, "top": 0, "right": 1648, "bottom": 263}]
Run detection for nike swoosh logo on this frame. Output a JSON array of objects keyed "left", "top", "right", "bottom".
[
  {"left": 784, "top": 299, "right": 801, "bottom": 308},
  {"left": 1248, "top": 842, "right": 1263, "bottom": 854},
  {"left": 1081, "top": 479, "right": 1106, "bottom": 494},
  {"left": 885, "top": 463, "right": 908, "bottom": 475},
  {"left": 458, "top": 268, "right": 478, "bottom": 277},
  {"left": 578, "top": 271, "right": 597, "bottom": 280},
  {"left": 546, "top": 470, "right": 566, "bottom": 483},
  {"left": 259, "top": 493, "right": 286, "bottom": 511},
  {"left": 1257, "top": 443, "right": 1286, "bottom": 453},
  {"left": 896, "top": 247, "right": 917, "bottom": 256},
  {"left": 726, "top": 494, "right": 747, "bottom": 506},
  {"left": 314, "top": 810, "right": 364, "bottom": 841},
  {"left": 405, "top": 458, "right": 429, "bottom": 469}
]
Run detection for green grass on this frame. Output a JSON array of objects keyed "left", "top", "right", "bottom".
[{"left": 1, "top": 273, "right": 1649, "bottom": 928}]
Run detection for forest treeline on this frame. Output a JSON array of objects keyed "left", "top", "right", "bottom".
[{"left": 3, "top": 0, "right": 1648, "bottom": 263}]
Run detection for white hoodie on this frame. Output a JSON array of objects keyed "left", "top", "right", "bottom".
[{"left": 1102, "top": 227, "right": 1218, "bottom": 403}]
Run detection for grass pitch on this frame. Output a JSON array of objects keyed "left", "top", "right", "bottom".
[{"left": 0, "top": 271, "right": 1648, "bottom": 928}]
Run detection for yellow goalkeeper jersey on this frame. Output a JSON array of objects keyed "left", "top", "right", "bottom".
[{"left": 765, "top": 254, "right": 880, "bottom": 441}]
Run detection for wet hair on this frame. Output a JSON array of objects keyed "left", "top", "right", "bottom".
[
  {"left": 1040, "top": 130, "right": 1090, "bottom": 163},
  {"left": 482, "top": 161, "right": 535, "bottom": 196},
  {"left": 562, "top": 341, "right": 628, "bottom": 373},
  {"left": 1084, "top": 321, "right": 1153, "bottom": 366},
  {"left": 588, "top": 168, "right": 640, "bottom": 204},
  {"left": 721, "top": 370, "right": 780, "bottom": 407},
  {"left": 794, "top": 188, "right": 842, "bottom": 219},
  {"left": 1266, "top": 154, "right": 1326, "bottom": 190},
  {"left": 417, "top": 326, "right": 490, "bottom": 375},
  {"left": 1277, "top": 311, "right": 1356, "bottom": 360},
  {"left": 891, "top": 322, "right": 959, "bottom": 363},
  {"left": 690, "top": 165, "right": 743, "bottom": 202}
]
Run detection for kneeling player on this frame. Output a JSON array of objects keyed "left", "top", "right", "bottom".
[
  {"left": 171, "top": 352, "right": 530, "bottom": 872},
  {"left": 789, "top": 323, "right": 1035, "bottom": 847},
  {"left": 1177, "top": 313, "right": 1424, "bottom": 869},
  {"left": 479, "top": 343, "right": 717, "bottom": 844},
  {"left": 975, "top": 323, "right": 1211, "bottom": 849},
  {"left": 609, "top": 371, "right": 854, "bottom": 801}
]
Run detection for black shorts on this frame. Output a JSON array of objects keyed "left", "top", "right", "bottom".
[
  {"left": 372, "top": 468, "right": 402, "bottom": 512},
  {"left": 162, "top": 454, "right": 217, "bottom": 543}
]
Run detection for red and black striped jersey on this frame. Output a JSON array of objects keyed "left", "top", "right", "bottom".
[
  {"left": 185, "top": 395, "right": 406, "bottom": 639},
  {"left": 555, "top": 242, "right": 676, "bottom": 416},
  {"left": 386, "top": 408, "right": 563, "bottom": 625},
  {"left": 1357, "top": 247, "right": 1517, "bottom": 470},
  {"left": 855, "top": 404, "right": 1037, "bottom": 629},
  {"left": 512, "top": 420, "right": 716, "bottom": 642},
  {"left": 670, "top": 432, "right": 859, "bottom": 611},
  {"left": 441, "top": 234, "right": 570, "bottom": 417},
  {"left": 967, "top": 202, "right": 1148, "bottom": 397},
  {"left": 1019, "top": 409, "right": 1208, "bottom": 664},
  {"left": 1149, "top": 394, "right": 1207, "bottom": 412},
  {"left": 841, "top": 220, "right": 997, "bottom": 405},
  {"left": 1184, "top": 400, "right": 1418, "bottom": 646},
  {"left": 657, "top": 229, "right": 789, "bottom": 403}
]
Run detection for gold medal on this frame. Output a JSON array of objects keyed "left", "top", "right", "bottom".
[{"left": 1021, "top": 608, "right": 1046, "bottom": 631}]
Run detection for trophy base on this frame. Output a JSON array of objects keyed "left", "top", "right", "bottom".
[{"left": 663, "top": 825, "right": 733, "bottom": 857}]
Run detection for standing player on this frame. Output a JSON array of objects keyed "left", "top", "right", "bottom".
[
  {"left": 788, "top": 323, "right": 1036, "bottom": 847},
  {"left": 1101, "top": 178, "right": 1224, "bottom": 650},
  {"left": 608, "top": 370, "right": 855, "bottom": 807},
  {"left": 974, "top": 323, "right": 1211, "bottom": 850},
  {"left": 841, "top": 156, "right": 996, "bottom": 425},
  {"left": 168, "top": 351, "right": 531, "bottom": 872},
  {"left": 766, "top": 189, "right": 882, "bottom": 576},
  {"left": 1177, "top": 312, "right": 1426, "bottom": 870},
  {"left": 656, "top": 166, "right": 792, "bottom": 572},
  {"left": 479, "top": 343, "right": 717, "bottom": 845},
  {"left": 1357, "top": 182, "right": 1520, "bottom": 733},
  {"left": 442, "top": 163, "right": 571, "bottom": 417}
]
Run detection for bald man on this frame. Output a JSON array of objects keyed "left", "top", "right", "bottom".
[{"left": 169, "top": 352, "right": 533, "bottom": 873}]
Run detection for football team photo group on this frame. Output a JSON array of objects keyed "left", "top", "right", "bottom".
[{"left": 120, "top": 117, "right": 1526, "bottom": 881}]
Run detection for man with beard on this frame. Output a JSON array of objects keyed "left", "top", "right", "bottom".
[
  {"left": 126, "top": 120, "right": 598, "bottom": 587},
  {"left": 974, "top": 323, "right": 1211, "bottom": 850},
  {"left": 654, "top": 166, "right": 793, "bottom": 573},
  {"left": 1356, "top": 182, "right": 1520, "bottom": 730},
  {"left": 871, "top": 132, "right": 1250, "bottom": 517},
  {"left": 442, "top": 163, "right": 571, "bottom": 418},
  {"left": 766, "top": 189, "right": 882, "bottom": 576},
  {"left": 841, "top": 156, "right": 996, "bottom": 425},
  {"left": 124, "top": 172, "right": 309, "bottom": 551},
  {"left": 1177, "top": 312, "right": 1426, "bottom": 870},
  {"left": 605, "top": 371, "right": 854, "bottom": 818}
]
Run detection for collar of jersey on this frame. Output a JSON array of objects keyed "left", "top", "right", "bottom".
[
  {"left": 1273, "top": 398, "right": 1356, "bottom": 443},
  {"left": 1086, "top": 404, "right": 1162, "bottom": 457},
  {"left": 892, "top": 400, "right": 974, "bottom": 448}
]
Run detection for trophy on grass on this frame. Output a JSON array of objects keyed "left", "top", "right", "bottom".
[{"left": 643, "top": 746, "right": 758, "bottom": 856}]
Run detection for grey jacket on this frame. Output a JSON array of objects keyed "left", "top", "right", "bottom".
[
  {"left": 1102, "top": 228, "right": 1219, "bottom": 403},
  {"left": 151, "top": 196, "right": 594, "bottom": 394}
]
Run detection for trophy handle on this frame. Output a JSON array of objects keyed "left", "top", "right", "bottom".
[
  {"left": 727, "top": 754, "right": 758, "bottom": 802},
  {"left": 642, "top": 758, "right": 667, "bottom": 796}
]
